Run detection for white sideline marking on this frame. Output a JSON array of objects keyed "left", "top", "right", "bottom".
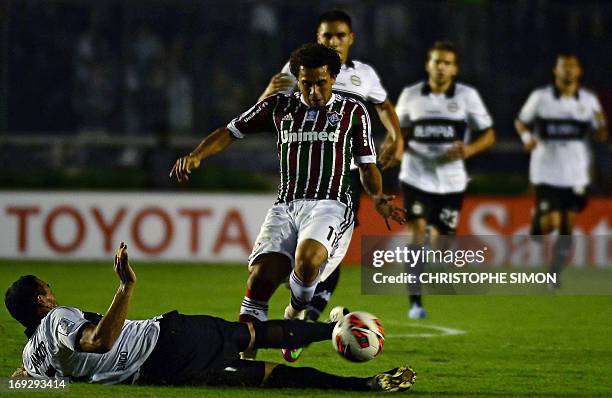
[{"left": 383, "top": 321, "right": 467, "bottom": 338}]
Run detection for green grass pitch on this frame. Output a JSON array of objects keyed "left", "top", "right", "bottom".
[{"left": 1, "top": 260, "right": 611, "bottom": 397}]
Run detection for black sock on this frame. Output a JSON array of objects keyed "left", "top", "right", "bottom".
[
  {"left": 530, "top": 209, "right": 542, "bottom": 235},
  {"left": 406, "top": 244, "right": 424, "bottom": 307},
  {"left": 307, "top": 267, "right": 341, "bottom": 321},
  {"left": 253, "top": 320, "right": 334, "bottom": 349},
  {"left": 551, "top": 235, "right": 573, "bottom": 275},
  {"left": 265, "top": 364, "right": 371, "bottom": 391}
]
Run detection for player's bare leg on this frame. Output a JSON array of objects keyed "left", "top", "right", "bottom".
[
  {"left": 239, "top": 253, "right": 291, "bottom": 359},
  {"left": 539, "top": 210, "right": 561, "bottom": 235},
  {"left": 280, "top": 239, "right": 327, "bottom": 362},
  {"left": 287, "top": 239, "right": 328, "bottom": 319}
]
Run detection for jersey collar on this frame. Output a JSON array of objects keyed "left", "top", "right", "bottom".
[
  {"left": 552, "top": 84, "right": 580, "bottom": 99},
  {"left": 421, "top": 81, "right": 457, "bottom": 98},
  {"left": 344, "top": 59, "right": 355, "bottom": 69},
  {"left": 300, "top": 93, "right": 336, "bottom": 108}
]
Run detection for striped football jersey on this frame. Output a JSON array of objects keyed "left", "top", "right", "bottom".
[{"left": 227, "top": 92, "right": 376, "bottom": 207}]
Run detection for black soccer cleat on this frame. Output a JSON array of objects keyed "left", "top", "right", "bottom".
[{"left": 368, "top": 365, "right": 417, "bottom": 392}]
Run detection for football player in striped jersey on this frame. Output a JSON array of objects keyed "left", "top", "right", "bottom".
[
  {"left": 171, "top": 43, "right": 404, "bottom": 362},
  {"left": 6, "top": 243, "right": 417, "bottom": 391},
  {"left": 395, "top": 41, "right": 496, "bottom": 318},
  {"left": 258, "top": 9, "right": 404, "bottom": 325},
  {"left": 515, "top": 53, "right": 608, "bottom": 289}
]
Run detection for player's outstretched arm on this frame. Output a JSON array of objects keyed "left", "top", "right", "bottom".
[
  {"left": 78, "top": 242, "right": 136, "bottom": 353},
  {"left": 358, "top": 163, "right": 406, "bottom": 228},
  {"left": 170, "top": 128, "right": 236, "bottom": 182},
  {"left": 375, "top": 99, "right": 404, "bottom": 170},
  {"left": 257, "top": 73, "right": 296, "bottom": 102}
]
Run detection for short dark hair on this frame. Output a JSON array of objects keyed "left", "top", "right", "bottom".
[
  {"left": 5, "top": 275, "right": 44, "bottom": 328},
  {"left": 317, "top": 9, "right": 352, "bottom": 31},
  {"left": 556, "top": 53, "right": 581, "bottom": 64},
  {"left": 289, "top": 43, "right": 342, "bottom": 78},
  {"left": 427, "top": 40, "right": 461, "bottom": 64}
]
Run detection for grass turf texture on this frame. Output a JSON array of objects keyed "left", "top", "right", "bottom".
[{"left": 1, "top": 261, "right": 611, "bottom": 397}]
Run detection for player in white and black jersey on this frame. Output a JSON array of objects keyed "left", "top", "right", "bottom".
[
  {"left": 515, "top": 53, "right": 608, "bottom": 288},
  {"left": 5, "top": 243, "right": 416, "bottom": 391},
  {"left": 258, "top": 9, "right": 404, "bottom": 324},
  {"left": 395, "top": 41, "right": 496, "bottom": 319},
  {"left": 171, "top": 43, "right": 404, "bottom": 362}
]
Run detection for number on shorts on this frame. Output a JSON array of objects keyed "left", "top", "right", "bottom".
[
  {"left": 327, "top": 226, "right": 335, "bottom": 241},
  {"left": 440, "top": 208, "right": 459, "bottom": 229}
]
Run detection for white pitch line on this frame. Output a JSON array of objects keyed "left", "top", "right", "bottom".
[{"left": 383, "top": 322, "right": 467, "bottom": 338}]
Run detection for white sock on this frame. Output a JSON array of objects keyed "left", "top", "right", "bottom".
[
  {"left": 239, "top": 296, "right": 268, "bottom": 321},
  {"left": 288, "top": 270, "right": 320, "bottom": 314}
]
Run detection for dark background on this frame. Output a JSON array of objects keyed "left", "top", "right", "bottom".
[{"left": 0, "top": 0, "right": 610, "bottom": 193}]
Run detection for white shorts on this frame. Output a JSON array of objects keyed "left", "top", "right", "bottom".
[{"left": 249, "top": 199, "right": 354, "bottom": 281}]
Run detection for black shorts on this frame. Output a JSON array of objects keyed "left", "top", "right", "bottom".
[
  {"left": 534, "top": 184, "right": 588, "bottom": 213},
  {"left": 401, "top": 183, "right": 464, "bottom": 235},
  {"left": 137, "top": 311, "right": 264, "bottom": 386}
]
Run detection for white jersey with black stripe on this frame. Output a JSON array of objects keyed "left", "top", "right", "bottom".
[
  {"left": 280, "top": 60, "right": 387, "bottom": 170},
  {"left": 518, "top": 85, "right": 602, "bottom": 188},
  {"left": 395, "top": 81, "right": 493, "bottom": 194},
  {"left": 22, "top": 306, "right": 160, "bottom": 384}
]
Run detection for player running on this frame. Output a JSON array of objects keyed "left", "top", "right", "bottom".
[
  {"left": 5, "top": 243, "right": 416, "bottom": 391},
  {"left": 395, "top": 41, "right": 496, "bottom": 319},
  {"left": 258, "top": 9, "right": 404, "bottom": 324},
  {"left": 515, "top": 53, "right": 608, "bottom": 288},
  {"left": 170, "top": 43, "right": 404, "bottom": 361}
]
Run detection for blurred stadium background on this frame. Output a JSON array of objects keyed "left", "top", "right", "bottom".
[
  {"left": 0, "top": 0, "right": 610, "bottom": 263},
  {"left": 0, "top": 0, "right": 610, "bottom": 193},
  {"left": 1, "top": 2, "right": 612, "bottom": 396}
]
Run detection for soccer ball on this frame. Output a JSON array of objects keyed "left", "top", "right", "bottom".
[{"left": 332, "top": 311, "right": 385, "bottom": 362}]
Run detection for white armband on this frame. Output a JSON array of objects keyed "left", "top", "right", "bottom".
[{"left": 520, "top": 132, "right": 533, "bottom": 145}]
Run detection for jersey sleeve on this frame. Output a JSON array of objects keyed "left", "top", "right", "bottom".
[
  {"left": 395, "top": 87, "right": 412, "bottom": 128},
  {"left": 466, "top": 88, "right": 493, "bottom": 131},
  {"left": 227, "top": 95, "right": 279, "bottom": 138},
  {"left": 365, "top": 66, "right": 387, "bottom": 104},
  {"left": 352, "top": 102, "right": 377, "bottom": 164},
  {"left": 50, "top": 307, "right": 92, "bottom": 351},
  {"left": 517, "top": 90, "right": 541, "bottom": 126}
]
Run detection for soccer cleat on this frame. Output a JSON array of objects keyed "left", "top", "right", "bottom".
[
  {"left": 281, "top": 304, "right": 306, "bottom": 362},
  {"left": 408, "top": 304, "right": 426, "bottom": 320},
  {"left": 368, "top": 366, "right": 417, "bottom": 392},
  {"left": 328, "top": 306, "right": 350, "bottom": 323},
  {"left": 281, "top": 347, "right": 303, "bottom": 362},
  {"left": 283, "top": 304, "right": 306, "bottom": 320},
  {"left": 240, "top": 348, "right": 257, "bottom": 360}
]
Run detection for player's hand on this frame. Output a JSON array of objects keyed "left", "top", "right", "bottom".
[
  {"left": 114, "top": 242, "right": 136, "bottom": 286},
  {"left": 373, "top": 194, "right": 407, "bottom": 230},
  {"left": 169, "top": 154, "right": 200, "bottom": 182},
  {"left": 261, "top": 73, "right": 295, "bottom": 98},
  {"left": 445, "top": 141, "right": 474, "bottom": 161},
  {"left": 11, "top": 366, "right": 29, "bottom": 378}
]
